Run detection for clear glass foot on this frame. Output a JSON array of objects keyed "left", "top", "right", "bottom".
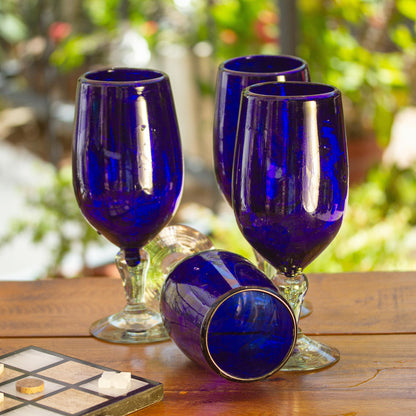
[
  {"left": 281, "top": 331, "right": 339, "bottom": 371},
  {"left": 144, "top": 225, "right": 215, "bottom": 312},
  {"left": 90, "top": 248, "right": 169, "bottom": 344},
  {"left": 90, "top": 305, "right": 168, "bottom": 344},
  {"left": 272, "top": 272, "right": 339, "bottom": 372}
]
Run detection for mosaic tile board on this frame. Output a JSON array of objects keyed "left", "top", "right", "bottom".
[{"left": 0, "top": 346, "right": 163, "bottom": 415}]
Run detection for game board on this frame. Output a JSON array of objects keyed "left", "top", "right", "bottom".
[{"left": 0, "top": 346, "right": 163, "bottom": 415}]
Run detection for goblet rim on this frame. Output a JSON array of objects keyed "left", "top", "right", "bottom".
[
  {"left": 244, "top": 81, "right": 340, "bottom": 101},
  {"left": 220, "top": 54, "right": 308, "bottom": 77},
  {"left": 200, "top": 286, "right": 297, "bottom": 382},
  {"left": 80, "top": 67, "right": 167, "bottom": 85}
]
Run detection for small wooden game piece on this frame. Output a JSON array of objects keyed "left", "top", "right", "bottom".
[
  {"left": 0, "top": 392, "right": 4, "bottom": 403},
  {"left": 16, "top": 378, "right": 45, "bottom": 394},
  {"left": 0, "top": 363, "right": 4, "bottom": 375}
]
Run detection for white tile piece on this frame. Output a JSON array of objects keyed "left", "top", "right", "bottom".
[
  {"left": 97, "top": 372, "right": 113, "bottom": 389},
  {"left": 118, "top": 372, "right": 131, "bottom": 387},
  {"left": 98, "top": 371, "right": 131, "bottom": 389},
  {"left": 82, "top": 376, "right": 147, "bottom": 397}
]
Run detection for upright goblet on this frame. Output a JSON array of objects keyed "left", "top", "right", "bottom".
[
  {"left": 72, "top": 68, "right": 183, "bottom": 343},
  {"left": 233, "top": 81, "right": 348, "bottom": 371},
  {"left": 213, "top": 54, "right": 310, "bottom": 205},
  {"left": 213, "top": 54, "right": 312, "bottom": 316}
]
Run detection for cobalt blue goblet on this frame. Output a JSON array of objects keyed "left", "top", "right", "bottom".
[
  {"left": 160, "top": 250, "right": 297, "bottom": 382},
  {"left": 213, "top": 54, "right": 310, "bottom": 205},
  {"left": 233, "top": 81, "right": 348, "bottom": 371},
  {"left": 72, "top": 68, "right": 183, "bottom": 343},
  {"left": 213, "top": 54, "right": 312, "bottom": 317}
]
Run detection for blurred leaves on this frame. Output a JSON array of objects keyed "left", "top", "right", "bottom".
[
  {"left": 210, "top": 162, "right": 416, "bottom": 274},
  {"left": 0, "top": 13, "right": 27, "bottom": 43},
  {"left": 49, "top": 33, "right": 109, "bottom": 71},
  {"left": 1, "top": 0, "right": 414, "bottom": 146},
  {"left": 397, "top": 0, "right": 416, "bottom": 21},
  {"left": 209, "top": 0, "right": 278, "bottom": 57},
  {"left": 391, "top": 24, "right": 416, "bottom": 55},
  {"left": 0, "top": 166, "right": 103, "bottom": 277},
  {"left": 298, "top": 0, "right": 410, "bottom": 144},
  {"left": 0, "top": 0, "right": 415, "bottom": 276},
  {"left": 305, "top": 164, "right": 416, "bottom": 273}
]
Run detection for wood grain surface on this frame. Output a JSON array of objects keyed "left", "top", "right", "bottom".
[
  {"left": 1, "top": 272, "right": 415, "bottom": 337},
  {"left": 1, "top": 271, "right": 416, "bottom": 415},
  {"left": 0, "top": 335, "right": 415, "bottom": 416},
  {"left": 303, "top": 271, "right": 416, "bottom": 335},
  {"left": 0, "top": 278, "right": 125, "bottom": 337}
]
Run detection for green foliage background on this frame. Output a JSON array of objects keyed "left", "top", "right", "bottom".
[{"left": 0, "top": 0, "right": 415, "bottom": 276}]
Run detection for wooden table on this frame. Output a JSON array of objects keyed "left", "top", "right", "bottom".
[{"left": 1, "top": 271, "right": 415, "bottom": 415}]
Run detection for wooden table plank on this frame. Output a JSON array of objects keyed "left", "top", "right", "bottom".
[
  {"left": 0, "top": 335, "right": 415, "bottom": 416},
  {"left": 1, "top": 272, "right": 415, "bottom": 337},
  {"left": 0, "top": 278, "right": 125, "bottom": 337},
  {"left": 1, "top": 272, "right": 416, "bottom": 414},
  {"left": 303, "top": 271, "right": 416, "bottom": 335}
]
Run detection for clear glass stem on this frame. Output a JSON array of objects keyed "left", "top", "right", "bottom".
[
  {"left": 116, "top": 249, "right": 149, "bottom": 310},
  {"left": 89, "top": 249, "right": 169, "bottom": 344},
  {"left": 254, "top": 250, "right": 312, "bottom": 318},
  {"left": 271, "top": 272, "right": 308, "bottom": 325},
  {"left": 272, "top": 272, "right": 339, "bottom": 371}
]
